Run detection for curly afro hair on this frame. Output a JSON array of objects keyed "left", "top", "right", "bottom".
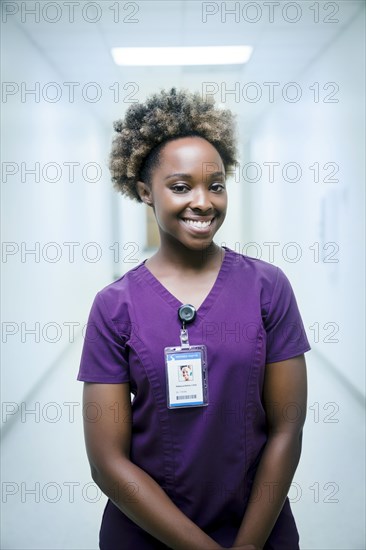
[{"left": 109, "top": 87, "right": 238, "bottom": 202}]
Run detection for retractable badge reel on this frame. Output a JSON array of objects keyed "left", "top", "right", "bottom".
[{"left": 164, "top": 304, "right": 209, "bottom": 409}]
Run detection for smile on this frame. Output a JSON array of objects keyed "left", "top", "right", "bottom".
[{"left": 182, "top": 218, "right": 214, "bottom": 229}]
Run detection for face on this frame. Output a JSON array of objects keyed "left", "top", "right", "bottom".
[
  {"left": 181, "top": 366, "right": 192, "bottom": 381},
  {"left": 137, "top": 136, "right": 227, "bottom": 252}
]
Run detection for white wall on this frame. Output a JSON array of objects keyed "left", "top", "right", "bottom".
[
  {"left": 248, "top": 14, "right": 365, "bottom": 397},
  {"left": 240, "top": 15, "right": 366, "bottom": 548},
  {"left": 1, "top": 20, "right": 118, "bottom": 550},
  {"left": 2, "top": 22, "right": 117, "bottom": 409},
  {"left": 243, "top": 15, "right": 365, "bottom": 548}
]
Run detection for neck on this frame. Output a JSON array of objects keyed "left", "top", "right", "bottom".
[{"left": 153, "top": 236, "right": 224, "bottom": 272}]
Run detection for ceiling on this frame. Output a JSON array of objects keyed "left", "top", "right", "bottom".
[{"left": 2, "top": 0, "right": 364, "bottom": 141}]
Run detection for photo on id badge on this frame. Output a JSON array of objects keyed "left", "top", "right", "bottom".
[{"left": 179, "top": 364, "right": 194, "bottom": 382}]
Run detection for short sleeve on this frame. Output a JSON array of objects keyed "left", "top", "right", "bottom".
[
  {"left": 263, "top": 267, "right": 311, "bottom": 363},
  {"left": 77, "top": 292, "right": 130, "bottom": 383}
]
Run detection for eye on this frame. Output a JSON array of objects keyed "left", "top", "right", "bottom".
[
  {"left": 171, "top": 184, "right": 190, "bottom": 193},
  {"left": 210, "top": 183, "right": 226, "bottom": 192}
]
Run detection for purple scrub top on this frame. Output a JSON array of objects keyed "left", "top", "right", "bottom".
[{"left": 77, "top": 246, "right": 311, "bottom": 549}]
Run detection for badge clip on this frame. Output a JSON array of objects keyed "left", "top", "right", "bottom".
[{"left": 178, "top": 304, "right": 196, "bottom": 348}]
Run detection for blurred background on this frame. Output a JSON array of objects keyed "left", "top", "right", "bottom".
[{"left": 1, "top": 1, "right": 365, "bottom": 548}]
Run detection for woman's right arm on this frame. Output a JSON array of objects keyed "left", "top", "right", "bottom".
[{"left": 82, "top": 382, "right": 223, "bottom": 550}]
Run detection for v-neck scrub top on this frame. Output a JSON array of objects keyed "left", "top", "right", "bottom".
[{"left": 77, "top": 247, "right": 311, "bottom": 550}]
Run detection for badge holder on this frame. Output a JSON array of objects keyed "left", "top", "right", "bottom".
[{"left": 164, "top": 304, "right": 209, "bottom": 409}]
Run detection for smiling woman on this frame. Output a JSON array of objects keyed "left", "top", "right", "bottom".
[
  {"left": 77, "top": 88, "right": 311, "bottom": 550},
  {"left": 136, "top": 136, "right": 228, "bottom": 264}
]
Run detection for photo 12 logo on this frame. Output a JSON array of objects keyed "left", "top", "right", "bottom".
[
  {"left": 201, "top": 2, "right": 340, "bottom": 24},
  {"left": 2, "top": 2, "right": 140, "bottom": 24},
  {"left": 201, "top": 81, "right": 340, "bottom": 104},
  {"left": 1, "top": 82, "right": 140, "bottom": 104}
]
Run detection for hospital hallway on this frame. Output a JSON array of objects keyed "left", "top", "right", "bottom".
[{"left": 1, "top": 1, "right": 365, "bottom": 548}]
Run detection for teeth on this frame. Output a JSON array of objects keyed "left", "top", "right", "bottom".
[{"left": 183, "top": 219, "right": 212, "bottom": 228}]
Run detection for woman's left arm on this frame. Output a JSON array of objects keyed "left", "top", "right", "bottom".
[{"left": 232, "top": 354, "right": 307, "bottom": 550}]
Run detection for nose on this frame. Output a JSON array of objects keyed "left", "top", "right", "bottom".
[{"left": 189, "top": 185, "right": 213, "bottom": 212}]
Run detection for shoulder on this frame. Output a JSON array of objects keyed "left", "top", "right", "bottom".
[
  {"left": 223, "top": 247, "right": 297, "bottom": 313},
  {"left": 96, "top": 260, "right": 146, "bottom": 301},
  {"left": 225, "top": 246, "right": 283, "bottom": 289},
  {"left": 89, "top": 261, "right": 147, "bottom": 325}
]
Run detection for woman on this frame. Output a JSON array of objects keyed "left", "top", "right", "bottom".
[
  {"left": 77, "top": 88, "right": 311, "bottom": 549},
  {"left": 180, "top": 365, "right": 193, "bottom": 382}
]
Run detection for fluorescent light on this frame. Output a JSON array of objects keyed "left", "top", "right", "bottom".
[{"left": 111, "top": 46, "right": 253, "bottom": 66}]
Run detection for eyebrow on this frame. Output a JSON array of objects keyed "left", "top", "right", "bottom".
[
  {"left": 164, "top": 171, "right": 225, "bottom": 180},
  {"left": 164, "top": 173, "right": 192, "bottom": 180},
  {"left": 206, "top": 171, "right": 226, "bottom": 178}
]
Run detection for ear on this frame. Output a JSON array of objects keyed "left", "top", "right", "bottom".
[{"left": 136, "top": 180, "right": 153, "bottom": 206}]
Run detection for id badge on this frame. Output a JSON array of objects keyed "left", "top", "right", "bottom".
[{"left": 164, "top": 345, "right": 209, "bottom": 409}]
